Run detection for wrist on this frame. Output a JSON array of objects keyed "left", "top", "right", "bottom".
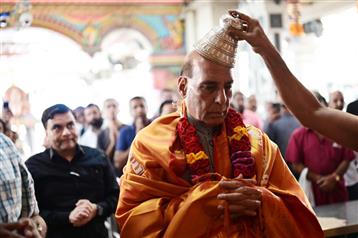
[
  {"left": 96, "top": 204, "right": 104, "bottom": 217},
  {"left": 306, "top": 169, "right": 318, "bottom": 182},
  {"left": 331, "top": 172, "right": 340, "bottom": 182},
  {"left": 259, "top": 42, "right": 278, "bottom": 59}
]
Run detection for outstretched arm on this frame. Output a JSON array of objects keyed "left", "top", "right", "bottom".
[{"left": 230, "top": 10, "right": 358, "bottom": 150}]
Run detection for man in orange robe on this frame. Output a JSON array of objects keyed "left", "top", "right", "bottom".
[{"left": 116, "top": 11, "right": 323, "bottom": 237}]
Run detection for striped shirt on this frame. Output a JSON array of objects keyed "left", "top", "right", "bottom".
[{"left": 0, "top": 133, "right": 39, "bottom": 222}]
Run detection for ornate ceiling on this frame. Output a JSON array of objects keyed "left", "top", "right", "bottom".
[{"left": 1, "top": 0, "right": 186, "bottom": 87}]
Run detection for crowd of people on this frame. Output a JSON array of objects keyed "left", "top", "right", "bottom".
[{"left": 1, "top": 10, "right": 358, "bottom": 238}]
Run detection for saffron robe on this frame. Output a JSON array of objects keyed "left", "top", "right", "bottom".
[{"left": 115, "top": 113, "right": 323, "bottom": 237}]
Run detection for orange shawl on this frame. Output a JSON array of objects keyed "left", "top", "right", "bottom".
[{"left": 115, "top": 113, "right": 323, "bottom": 237}]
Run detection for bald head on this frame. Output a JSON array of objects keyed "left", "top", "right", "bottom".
[{"left": 329, "top": 90, "right": 344, "bottom": 111}]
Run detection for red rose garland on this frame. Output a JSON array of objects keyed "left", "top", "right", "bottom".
[{"left": 177, "top": 108, "right": 255, "bottom": 183}]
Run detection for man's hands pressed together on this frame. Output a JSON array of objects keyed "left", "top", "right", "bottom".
[
  {"left": 0, "top": 218, "right": 42, "bottom": 238},
  {"left": 217, "top": 175, "right": 262, "bottom": 218},
  {"left": 69, "top": 199, "right": 98, "bottom": 227}
]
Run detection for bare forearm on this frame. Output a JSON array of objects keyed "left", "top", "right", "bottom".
[
  {"left": 335, "top": 160, "right": 350, "bottom": 178},
  {"left": 105, "top": 141, "right": 115, "bottom": 157},
  {"left": 259, "top": 46, "right": 322, "bottom": 125},
  {"left": 114, "top": 150, "right": 130, "bottom": 171},
  {"left": 259, "top": 47, "right": 358, "bottom": 150},
  {"left": 306, "top": 170, "right": 321, "bottom": 184},
  {"left": 291, "top": 163, "right": 305, "bottom": 176}
]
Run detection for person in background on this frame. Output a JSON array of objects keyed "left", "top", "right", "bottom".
[
  {"left": 159, "top": 99, "right": 177, "bottom": 116},
  {"left": 286, "top": 92, "right": 354, "bottom": 205},
  {"left": 328, "top": 90, "right": 345, "bottom": 111},
  {"left": 265, "top": 104, "right": 300, "bottom": 160},
  {"left": 79, "top": 103, "right": 103, "bottom": 148},
  {"left": 151, "top": 89, "right": 178, "bottom": 120},
  {"left": 97, "top": 98, "right": 125, "bottom": 175},
  {"left": 347, "top": 99, "right": 358, "bottom": 115},
  {"left": 1, "top": 101, "right": 22, "bottom": 152},
  {"left": 263, "top": 102, "right": 281, "bottom": 131},
  {"left": 73, "top": 106, "right": 85, "bottom": 136},
  {"left": 115, "top": 11, "right": 323, "bottom": 237},
  {"left": 246, "top": 94, "right": 258, "bottom": 112},
  {"left": 114, "top": 96, "right": 150, "bottom": 176},
  {"left": 25, "top": 104, "right": 119, "bottom": 238},
  {"left": 232, "top": 91, "right": 245, "bottom": 114},
  {"left": 343, "top": 96, "right": 358, "bottom": 201},
  {"left": 232, "top": 91, "right": 263, "bottom": 129},
  {"left": 0, "top": 118, "right": 7, "bottom": 134},
  {"left": 0, "top": 133, "right": 47, "bottom": 238},
  {"left": 159, "top": 88, "right": 178, "bottom": 103}
]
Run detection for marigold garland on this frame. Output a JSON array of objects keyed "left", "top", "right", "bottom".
[{"left": 177, "top": 108, "right": 255, "bottom": 183}]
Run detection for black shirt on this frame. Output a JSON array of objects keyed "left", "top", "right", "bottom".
[{"left": 26, "top": 145, "right": 119, "bottom": 238}]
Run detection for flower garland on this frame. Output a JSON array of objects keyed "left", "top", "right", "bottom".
[{"left": 177, "top": 108, "right": 255, "bottom": 183}]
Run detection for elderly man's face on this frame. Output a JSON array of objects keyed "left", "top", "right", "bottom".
[
  {"left": 329, "top": 91, "right": 344, "bottom": 111},
  {"left": 180, "top": 56, "right": 233, "bottom": 127},
  {"left": 46, "top": 112, "right": 78, "bottom": 152}
]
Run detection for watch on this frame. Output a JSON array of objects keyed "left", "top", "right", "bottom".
[
  {"left": 334, "top": 173, "right": 340, "bottom": 182},
  {"left": 96, "top": 204, "right": 104, "bottom": 216}
]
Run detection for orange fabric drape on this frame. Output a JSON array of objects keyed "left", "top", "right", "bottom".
[{"left": 115, "top": 113, "right": 323, "bottom": 237}]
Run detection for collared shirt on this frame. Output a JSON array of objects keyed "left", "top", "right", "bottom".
[
  {"left": 79, "top": 126, "right": 99, "bottom": 148},
  {"left": 286, "top": 127, "right": 355, "bottom": 205},
  {"left": 0, "top": 133, "right": 39, "bottom": 222},
  {"left": 25, "top": 144, "right": 119, "bottom": 238}
]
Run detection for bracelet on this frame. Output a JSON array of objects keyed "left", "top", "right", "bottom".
[{"left": 332, "top": 172, "right": 340, "bottom": 182}]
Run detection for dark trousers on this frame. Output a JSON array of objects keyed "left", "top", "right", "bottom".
[{"left": 347, "top": 182, "right": 358, "bottom": 201}]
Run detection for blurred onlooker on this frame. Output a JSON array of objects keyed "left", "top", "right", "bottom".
[
  {"left": 232, "top": 91, "right": 245, "bottom": 113},
  {"left": 0, "top": 133, "right": 47, "bottom": 238},
  {"left": 263, "top": 102, "right": 281, "bottom": 131},
  {"left": 312, "top": 90, "right": 328, "bottom": 107},
  {"left": 2, "top": 101, "right": 22, "bottom": 153},
  {"left": 328, "top": 90, "right": 344, "bottom": 111},
  {"left": 79, "top": 104, "right": 103, "bottom": 148},
  {"left": 232, "top": 91, "right": 263, "bottom": 129},
  {"left": 2, "top": 101, "right": 13, "bottom": 128},
  {"left": 347, "top": 99, "right": 358, "bottom": 114},
  {"left": 158, "top": 99, "right": 177, "bottom": 117},
  {"left": 151, "top": 89, "right": 178, "bottom": 120},
  {"left": 159, "top": 88, "right": 178, "bottom": 103},
  {"left": 73, "top": 106, "right": 85, "bottom": 136},
  {"left": 345, "top": 98, "right": 358, "bottom": 201},
  {"left": 114, "top": 96, "right": 150, "bottom": 176},
  {"left": 97, "top": 99, "right": 125, "bottom": 168},
  {"left": 0, "top": 118, "right": 6, "bottom": 134},
  {"left": 286, "top": 91, "right": 354, "bottom": 206},
  {"left": 25, "top": 104, "right": 119, "bottom": 238},
  {"left": 265, "top": 104, "right": 300, "bottom": 159},
  {"left": 247, "top": 94, "right": 258, "bottom": 112}
]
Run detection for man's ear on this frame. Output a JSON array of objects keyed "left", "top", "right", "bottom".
[{"left": 177, "top": 76, "right": 188, "bottom": 98}]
